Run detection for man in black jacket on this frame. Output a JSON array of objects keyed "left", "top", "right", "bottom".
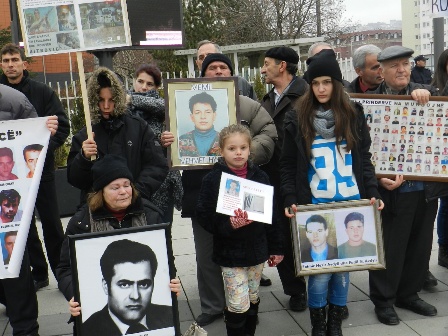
[
  {"left": 367, "top": 46, "right": 442, "bottom": 326},
  {"left": 260, "top": 46, "right": 309, "bottom": 311},
  {"left": 0, "top": 43, "right": 70, "bottom": 289}
]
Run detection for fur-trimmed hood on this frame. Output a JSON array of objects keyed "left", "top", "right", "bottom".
[{"left": 87, "top": 67, "right": 127, "bottom": 123}]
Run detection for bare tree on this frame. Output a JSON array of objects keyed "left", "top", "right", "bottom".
[{"left": 112, "top": 50, "right": 153, "bottom": 81}]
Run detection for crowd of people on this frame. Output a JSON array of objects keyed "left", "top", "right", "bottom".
[{"left": 0, "top": 37, "right": 446, "bottom": 336}]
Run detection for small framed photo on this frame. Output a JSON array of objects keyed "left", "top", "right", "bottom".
[
  {"left": 164, "top": 77, "right": 240, "bottom": 170},
  {"left": 291, "top": 200, "right": 385, "bottom": 276},
  {"left": 69, "top": 224, "right": 180, "bottom": 336}
]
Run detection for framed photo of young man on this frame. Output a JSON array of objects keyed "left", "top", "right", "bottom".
[
  {"left": 164, "top": 77, "right": 240, "bottom": 170},
  {"left": 290, "top": 200, "right": 385, "bottom": 276},
  {"left": 351, "top": 94, "right": 448, "bottom": 181},
  {"left": 69, "top": 224, "right": 180, "bottom": 336}
]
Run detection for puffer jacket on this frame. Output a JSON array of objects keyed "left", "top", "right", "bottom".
[
  {"left": 67, "top": 67, "right": 168, "bottom": 202},
  {"left": 196, "top": 159, "right": 283, "bottom": 267},
  {"left": 280, "top": 103, "right": 381, "bottom": 208},
  {"left": 0, "top": 84, "right": 37, "bottom": 119},
  {"left": 181, "top": 95, "right": 278, "bottom": 217}
]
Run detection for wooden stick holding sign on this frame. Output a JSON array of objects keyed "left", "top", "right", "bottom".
[{"left": 76, "top": 51, "right": 96, "bottom": 161}]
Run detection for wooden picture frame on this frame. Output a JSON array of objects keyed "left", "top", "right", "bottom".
[
  {"left": 69, "top": 224, "right": 180, "bottom": 336},
  {"left": 164, "top": 77, "right": 240, "bottom": 170},
  {"left": 290, "top": 200, "right": 385, "bottom": 276},
  {"left": 351, "top": 94, "right": 448, "bottom": 181}
]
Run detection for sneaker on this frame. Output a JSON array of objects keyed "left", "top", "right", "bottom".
[
  {"left": 289, "top": 293, "right": 307, "bottom": 312},
  {"left": 195, "top": 312, "right": 223, "bottom": 326},
  {"left": 259, "top": 274, "right": 272, "bottom": 286},
  {"left": 422, "top": 270, "right": 438, "bottom": 290},
  {"left": 34, "top": 278, "right": 49, "bottom": 291}
]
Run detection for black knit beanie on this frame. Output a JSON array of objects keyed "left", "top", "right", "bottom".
[
  {"left": 303, "top": 49, "right": 343, "bottom": 84},
  {"left": 92, "top": 154, "right": 134, "bottom": 191},
  {"left": 201, "top": 53, "right": 234, "bottom": 77}
]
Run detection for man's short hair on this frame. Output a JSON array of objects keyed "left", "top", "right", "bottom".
[
  {"left": 23, "top": 144, "right": 43, "bottom": 160},
  {"left": 344, "top": 212, "right": 364, "bottom": 228},
  {"left": 0, "top": 43, "right": 26, "bottom": 61},
  {"left": 4, "top": 231, "right": 17, "bottom": 242},
  {"left": 0, "top": 148, "right": 13, "bottom": 160},
  {"left": 196, "top": 40, "right": 221, "bottom": 53},
  {"left": 100, "top": 239, "right": 158, "bottom": 287},
  {"left": 352, "top": 45, "right": 381, "bottom": 69},
  {"left": 307, "top": 42, "right": 332, "bottom": 58},
  {"left": 189, "top": 92, "right": 217, "bottom": 113},
  {"left": 0, "top": 189, "right": 21, "bottom": 204},
  {"left": 305, "top": 214, "right": 328, "bottom": 230}
]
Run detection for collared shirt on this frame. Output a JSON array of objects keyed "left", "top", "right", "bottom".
[
  {"left": 274, "top": 77, "right": 297, "bottom": 107},
  {"left": 311, "top": 244, "right": 328, "bottom": 261},
  {"left": 108, "top": 308, "right": 148, "bottom": 335},
  {"left": 358, "top": 78, "right": 370, "bottom": 93}
]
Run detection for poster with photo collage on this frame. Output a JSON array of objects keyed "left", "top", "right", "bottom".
[{"left": 352, "top": 95, "right": 448, "bottom": 180}]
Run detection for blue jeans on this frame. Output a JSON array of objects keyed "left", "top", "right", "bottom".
[
  {"left": 437, "top": 196, "right": 448, "bottom": 246},
  {"left": 308, "top": 272, "right": 350, "bottom": 308}
]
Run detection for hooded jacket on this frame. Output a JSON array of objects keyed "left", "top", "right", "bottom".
[
  {"left": 0, "top": 70, "right": 70, "bottom": 179},
  {"left": 67, "top": 67, "right": 168, "bottom": 201}
]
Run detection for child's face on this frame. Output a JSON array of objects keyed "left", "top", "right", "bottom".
[{"left": 221, "top": 133, "right": 250, "bottom": 169}]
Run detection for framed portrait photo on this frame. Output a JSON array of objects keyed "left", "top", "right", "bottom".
[
  {"left": 291, "top": 200, "right": 385, "bottom": 276},
  {"left": 164, "top": 77, "right": 240, "bottom": 170},
  {"left": 69, "top": 224, "right": 180, "bottom": 336},
  {"left": 351, "top": 94, "right": 448, "bottom": 181}
]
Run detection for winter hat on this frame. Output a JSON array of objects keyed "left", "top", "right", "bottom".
[
  {"left": 303, "top": 49, "right": 343, "bottom": 84},
  {"left": 265, "top": 46, "right": 299, "bottom": 64},
  {"left": 201, "top": 53, "right": 234, "bottom": 77},
  {"left": 92, "top": 154, "right": 134, "bottom": 191}
]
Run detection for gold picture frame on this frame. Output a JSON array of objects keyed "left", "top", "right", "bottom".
[
  {"left": 164, "top": 77, "right": 240, "bottom": 170},
  {"left": 290, "top": 199, "right": 385, "bottom": 276}
]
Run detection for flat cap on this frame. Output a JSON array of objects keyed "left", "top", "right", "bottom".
[
  {"left": 265, "top": 46, "right": 299, "bottom": 64},
  {"left": 377, "top": 46, "right": 414, "bottom": 62},
  {"left": 414, "top": 55, "right": 428, "bottom": 62}
]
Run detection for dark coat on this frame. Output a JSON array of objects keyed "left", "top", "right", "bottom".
[
  {"left": 82, "top": 303, "right": 173, "bottom": 336},
  {"left": 348, "top": 76, "right": 381, "bottom": 94},
  {"left": 260, "top": 77, "right": 308, "bottom": 193},
  {"left": 56, "top": 197, "right": 164, "bottom": 301},
  {"left": 196, "top": 159, "right": 283, "bottom": 267},
  {"left": 67, "top": 114, "right": 168, "bottom": 201},
  {"left": 0, "top": 71, "right": 70, "bottom": 179},
  {"left": 367, "top": 81, "right": 438, "bottom": 96},
  {"left": 410, "top": 66, "right": 432, "bottom": 85},
  {"left": 181, "top": 96, "right": 277, "bottom": 217},
  {"left": 301, "top": 244, "right": 338, "bottom": 263},
  {"left": 280, "top": 103, "right": 381, "bottom": 208}
]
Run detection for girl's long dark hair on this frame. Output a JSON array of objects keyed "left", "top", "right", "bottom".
[
  {"left": 432, "top": 49, "right": 448, "bottom": 92},
  {"left": 296, "top": 79, "right": 358, "bottom": 158}
]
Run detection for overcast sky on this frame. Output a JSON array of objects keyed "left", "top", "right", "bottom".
[{"left": 342, "top": 0, "right": 402, "bottom": 24}]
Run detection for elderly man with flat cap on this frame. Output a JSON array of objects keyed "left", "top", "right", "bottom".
[
  {"left": 410, "top": 55, "right": 432, "bottom": 85},
  {"left": 367, "top": 46, "right": 446, "bottom": 326},
  {"left": 260, "top": 46, "right": 310, "bottom": 312}
]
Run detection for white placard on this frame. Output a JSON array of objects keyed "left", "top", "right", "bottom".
[{"left": 216, "top": 172, "right": 273, "bottom": 224}]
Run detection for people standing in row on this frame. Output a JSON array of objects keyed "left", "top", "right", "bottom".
[
  {"left": 260, "top": 46, "right": 309, "bottom": 312},
  {"left": 0, "top": 43, "right": 70, "bottom": 290},
  {"left": 196, "top": 124, "right": 283, "bottom": 336},
  {"left": 280, "top": 49, "right": 383, "bottom": 335}
]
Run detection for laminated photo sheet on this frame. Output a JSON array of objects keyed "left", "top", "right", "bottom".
[
  {"left": 216, "top": 172, "right": 273, "bottom": 224},
  {"left": 0, "top": 118, "right": 49, "bottom": 278},
  {"left": 18, "top": 0, "right": 131, "bottom": 56}
]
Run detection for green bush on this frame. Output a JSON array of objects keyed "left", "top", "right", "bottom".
[{"left": 253, "top": 73, "right": 266, "bottom": 100}]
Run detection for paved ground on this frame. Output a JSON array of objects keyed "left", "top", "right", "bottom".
[{"left": 0, "top": 211, "right": 446, "bottom": 335}]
